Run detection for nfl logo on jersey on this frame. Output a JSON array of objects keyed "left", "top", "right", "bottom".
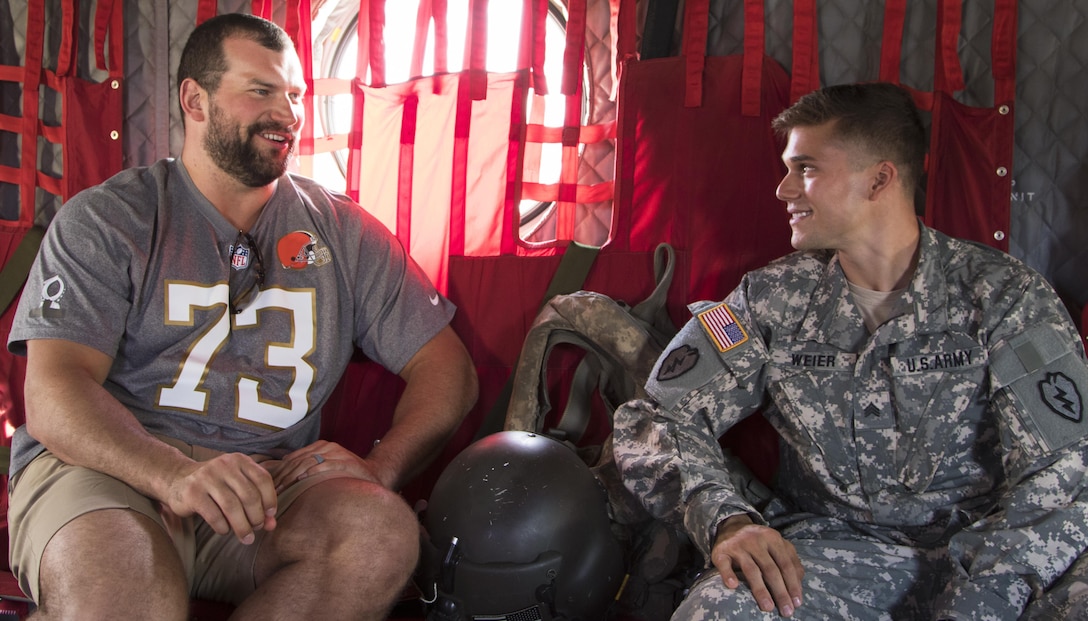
[{"left": 232, "top": 246, "right": 250, "bottom": 270}]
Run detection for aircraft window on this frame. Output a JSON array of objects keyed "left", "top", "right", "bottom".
[{"left": 311, "top": 1, "right": 588, "bottom": 243}]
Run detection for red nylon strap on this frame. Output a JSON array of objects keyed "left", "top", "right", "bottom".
[
  {"left": 610, "top": 0, "right": 636, "bottom": 100},
  {"left": 682, "top": 0, "right": 708, "bottom": 108},
  {"left": 287, "top": 0, "right": 315, "bottom": 158},
  {"left": 554, "top": 0, "right": 588, "bottom": 242},
  {"left": 0, "top": 110, "right": 18, "bottom": 133},
  {"left": 879, "top": 0, "right": 933, "bottom": 111},
  {"left": 433, "top": 0, "right": 449, "bottom": 75},
  {"left": 345, "top": 79, "right": 364, "bottom": 202},
  {"left": 465, "top": 0, "right": 487, "bottom": 99},
  {"left": 740, "top": 0, "right": 764, "bottom": 116},
  {"left": 397, "top": 95, "right": 420, "bottom": 252},
  {"left": 251, "top": 0, "right": 274, "bottom": 21},
  {"left": 501, "top": 71, "right": 529, "bottom": 254},
  {"left": 525, "top": 120, "right": 615, "bottom": 145},
  {"left": 991, "top": 0, "right": 1017, "bottom": 103},
  {"left": 94, "top": 0, "right": 124, "bottom": 76},
  {"left": 789, "top": 0, "right": 818, "bottom": 102},
  {"left": 449, "top": 73, "right": 473, "bottom": 256},
  {"left": 197, "top": 0, "right": 217, "bottom": 24},
  {"left": 521, "top": 181, "right": 613, "bottom": 203},
  {"left": 879, "top": 0, "right": 906, "bottom": 83},
  {"left": 369, "top": 0, "right": 387, "bottom": 86},
  {"left": 934, "top": 0, "right": 965, "bottom": 93},
  {"left": 527, "top": 0, "right": 549, "bottom": 94},
  {"left": 562, "top": 0, "right": 587, "bottom": 96},
  {"left": 411, "top": 0, "right": 432, "bottom": 79},
  {"left": 56, "top": 0, "right": 77, "bottom": 78},
  {"left": 18, "top": 0, "right": 46, "bottom": 223}
]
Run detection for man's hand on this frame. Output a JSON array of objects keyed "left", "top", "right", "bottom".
[
  {"left": 264, "top": 440, "right": 382, "bottom": 493},
  {"left": 163, "top": 453, "right": 278, "bottom": 545},
  {"left": 712, "top": 514, "right": 805, "bottom": 617}
]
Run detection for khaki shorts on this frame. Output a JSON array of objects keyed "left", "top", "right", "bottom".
[{"left": 7, "top": 437, "right": 339, "bottom": 605}]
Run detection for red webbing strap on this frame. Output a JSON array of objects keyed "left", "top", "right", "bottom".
[
  {"left": 369, "top": 0, "right": 387, "bottom": 87},
  {"left": 397, "top": 95, "right": 420, "bottom": 252},
  {"left": 94, "top": 0, "right": 123, "bottom": 76},
  {"left": 501, "top": 71, "right": 530, "bottom": 254},
  {"left": 411, "top": 0, "right": 433, "bottom": 79},
  {"left": 554, "top": 0, "right": 588, "bottom": 241},
  {"left": 449, "top": 73, "right": 473, "bottom": 256},
  {"left": 879, "top": 0, "right": 933, "bottom": 111},
  {"left": 287, "top": 0, "right": 316, "bottom": 161},
  {"left": 465, "top": 0, "right": 488, "bottom": 99},
  {"left": 56, "top": 0, "right": 77, "bottom": 79},
  {"left": 789, "top": 0, "right": 819, "bottom": 103},
  {"left": 251, "top": 0, "right": 274, "bottom": 21},
  {"left": 346, "top": 3, "right": 379, "bottom": 201},
  {"left": 197, "top": 0, "right": 217, "bottom": 24},
  {"left": 18, "top": 0, "right": 46, "bottom": 225},
  {"left": 682, "top": 0, "right": 708, "bottom": 108},
  {"left": 528, "top": 0, "right": 549, "bottom": 94},
  {"left": 433, "top": 0, "right": 449, "bottom": 76},
  {"left": 561, "top": 0, "right": 587, "bottom": 97},
  {"left": 522, "top": 93, "right": 546, "bottom": 188},
  {"left": 992, "top": 0, "right": 1018, "bottom": 104},
  {"left": 610, "top": 0, "right": 636, "bottom": 100},
  {"left": 934, "top": 0, "right": 965, "bottom": 93},
  {"left": 879, "top": 0, "right": 906, "bottom": 83},
  {"left": 740, "top": 0, "right": 764, "bottom": 116}
]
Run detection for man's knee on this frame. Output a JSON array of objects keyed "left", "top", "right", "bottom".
[
  {"left": 263, "top": 477, "right": 420, "bottom": 580},
  {"left": 37, "top": 509, "right": 188, "bottom": 620}
]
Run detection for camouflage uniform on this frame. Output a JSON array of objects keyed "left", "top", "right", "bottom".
[{"left": 614, "top": 225, "right": 1088, "bottom": 620}]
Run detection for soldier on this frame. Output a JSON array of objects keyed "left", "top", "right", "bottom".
[{"left": 614, "top": 82, "right": 1088, "bottom": 619}]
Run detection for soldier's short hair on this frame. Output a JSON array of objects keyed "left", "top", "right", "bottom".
[{"left": 772, "top": 82, "right": 927, "bottom": 194}]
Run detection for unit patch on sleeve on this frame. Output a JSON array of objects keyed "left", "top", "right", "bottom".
[
  {"left": 657, "top": 344, "right": 699, "bottom": 381},
  {"left": 697, "top": 303, "right": 748, "bottom": 353},
  {"left": 991, "top": 324, "right": 1088, "bottom": 454}
]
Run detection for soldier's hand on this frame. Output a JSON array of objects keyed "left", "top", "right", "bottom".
[
  {"left": 163, "top": 452, "right": 278, "bottom": 544},
  {"left": 711, "top": 514, "right": 804, "bottom": 617}
]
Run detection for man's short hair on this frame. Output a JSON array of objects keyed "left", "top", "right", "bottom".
[
  {"left": 772, "top": 82, "right": 927, "bottom": 194},
  {"left": 177, "top": 13, "right": 293, "bottom": 111}
]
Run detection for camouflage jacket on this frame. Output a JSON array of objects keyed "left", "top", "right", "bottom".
[{"left": 614, "top": 224, "right": 1088, "bottom": 619}]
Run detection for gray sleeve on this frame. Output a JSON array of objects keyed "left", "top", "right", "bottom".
[
  {"left": 348, "top": 216, "right": 455, "bottom": 375},
  {"left": 8, "top": 188, "right": 134, "bottom": 358}
]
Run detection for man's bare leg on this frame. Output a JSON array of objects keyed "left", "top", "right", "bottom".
[
  {"left": 32, "top": 509, "right": 188, "bottom": 621},
  {"left": 235, "top": 477, "right": 419, "bottom": 620}
]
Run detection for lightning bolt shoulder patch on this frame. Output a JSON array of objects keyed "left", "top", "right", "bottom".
[{"left": 991, "top": 324, "right": 1088, "bottom": 455}]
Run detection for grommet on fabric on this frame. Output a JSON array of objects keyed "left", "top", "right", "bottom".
[
  {"left": 111, "top": 79, "right": 120, "bottom": 89},
  {"left": 109, "top": 130, "right": 119, "bottom": 140},
  {"left": 996, "top": 167, "right": 1008, "bottom": 177},
  {"left": 998, "top": 104, "right": 1010, "bottom": 115},
  {"left": 994, "top": 230, "right": 1006, "bottom": 241}
]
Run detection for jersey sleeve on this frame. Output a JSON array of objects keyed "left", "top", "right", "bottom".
[
  {"left": 8, "top": 188, "right": 134, "bottom": 358},
  {"left": 346, "top": 210, "right": 455, "bottom": 375}
]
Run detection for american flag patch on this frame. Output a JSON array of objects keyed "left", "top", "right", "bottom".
[{"left": 697, "top": 303, "right": 748, "bottom": 353}]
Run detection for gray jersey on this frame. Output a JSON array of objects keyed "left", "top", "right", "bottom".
[
  {"left": 615, "top": 224, "right": 1088, "bottom": 618},
  {"left": 8, "top": 159, "right": 454, "bottom": 475}
]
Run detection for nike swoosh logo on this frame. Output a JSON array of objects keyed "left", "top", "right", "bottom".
[{"left": 429, "top": 294, "right": 440, "bottom": 306}]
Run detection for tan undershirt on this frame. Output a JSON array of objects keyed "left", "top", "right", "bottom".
[{"left": 848, "top": 281, "right": 909, "bottom": 333}]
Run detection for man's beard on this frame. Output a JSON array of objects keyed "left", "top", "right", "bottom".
[{"left": 203, "top": 102, "right": 294, "bottom": 188}]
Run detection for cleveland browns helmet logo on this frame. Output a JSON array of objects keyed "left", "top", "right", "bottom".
[{"left": 277, "top": 230, "right": 332, "bottom": 269}]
